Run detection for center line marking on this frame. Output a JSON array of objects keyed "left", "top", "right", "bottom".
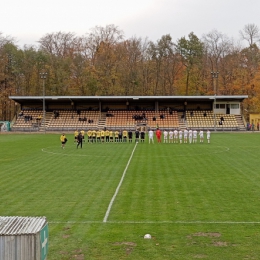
[{"left": 103, "top": 142, "right": 138, "bottom": 223}]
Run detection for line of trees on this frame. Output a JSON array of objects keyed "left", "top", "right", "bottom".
[{"left": 1, "top": 24, "right": 260, "bottom": 120}]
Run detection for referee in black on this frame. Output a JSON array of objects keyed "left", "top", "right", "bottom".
[{"left": 77, "top": 132, "right": 83, "bottom": 149}]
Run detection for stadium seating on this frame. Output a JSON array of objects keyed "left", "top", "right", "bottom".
[
  {"left": 12, "top": 109, "right": 240, "bottom": 131},
  {"left": 47, "top": 110, "right": 99, "bottom": 130},
  {"left": 12, "top": 110, "right": 99, "bottom": 131},
  {"left": 105, "top": 110, "right": 179, "bottom": 130},
  {"left": 12, "top": 110, "right": 43, "bottom": 131},
  {"left": 186, "top": 111, "right": 239, "bottom": 129}
]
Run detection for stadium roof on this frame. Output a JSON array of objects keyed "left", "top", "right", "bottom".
[{"left": 9, "top": 95, "right": 248, "bottom": 106}]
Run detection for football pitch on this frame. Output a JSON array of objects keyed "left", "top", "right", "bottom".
[{"left": 1, "top": 132, "right": 260, "bottom": 259}]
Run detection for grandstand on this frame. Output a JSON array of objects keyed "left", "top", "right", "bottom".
[
  {"left": 185, "top": 110, "right": 239, "bottom": 129},
  {"left": 105, "top": 110, "right": 179, "bottom": 130},
  {"left": 47, "top": 110, "right": 99, "bottom": 130},
  {"left": 9, "top": 95, "right": 248, "bottom": 132}
]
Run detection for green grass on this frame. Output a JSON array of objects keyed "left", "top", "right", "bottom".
[{"left": 1, "top": 132, "right": 260, "bottom": 259}]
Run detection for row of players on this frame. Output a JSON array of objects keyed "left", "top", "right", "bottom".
[
  {"left": 74, "top": 129, "right": 141, "bottom": 143},
  {"left": 73, "top": 129, "right": 211, "bottom": 144},
  {"left": 151, "top": 129, "right": 211, "bottom": 144}
]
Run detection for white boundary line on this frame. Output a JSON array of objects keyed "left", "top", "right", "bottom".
[
  {"left": 103, "top": 142, "right": 138, "bottom": 223},
  {"left": 49, "top": 220, "right": 260, "bottom": 224}
]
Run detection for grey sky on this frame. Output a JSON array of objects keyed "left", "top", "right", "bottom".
[{"left": 2, "top": 0, "right": 260, "bottom": 47}]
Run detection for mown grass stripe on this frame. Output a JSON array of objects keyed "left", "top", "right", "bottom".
[{"left": 103, "top": 142, "right": 138, "bottom": 222}]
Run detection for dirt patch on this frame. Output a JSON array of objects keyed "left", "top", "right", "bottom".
[
  {"left": 192, "top": 232, "right": 221, "bottom": 238},
  {"left": 113, "top": 241, "right": 137, "bottom": 255},
  {"left": 60, "top": 251, "right": 68, "bottom": 255},
  {"left": 71, "top": 254, "right": 84, "bottom": 260},
  {"left": 213, "top": 241, "right": 227, "bottom": 247},
  {"left": 62, "top": 234, "right": 70, "bottom": 239},
  {"left": 73, "top": 249, "right": 83, "bottom": 254},
  {"left": 194, "top": 254, "right": 208, "bottom": 259},
  {"left": 59, "top": 249, "right": 85, "bottom": 259},
  {"left": 125, "top": 247, "right": 134, "bottom": 255},
  {"left": 63, "top": 226, "right": 71, "bottom": 231},
  {"left": 113, "top": 242, "right": 137, "bottom": 246},
  {"left": 187, "top": 232, "right": 227, "bottom": 248}
]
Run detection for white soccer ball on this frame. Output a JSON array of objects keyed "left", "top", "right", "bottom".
[{"left": 144, "top": 234, "right": 152, "bottom": 239}]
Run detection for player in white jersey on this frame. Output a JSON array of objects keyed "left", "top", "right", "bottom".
[
  {"left": 207, "top": 130, "right": 211, "bottom": 143},
  {"left": 178, "top": 129, "right": 183, "bottom": 144},
  {"left": 193, "top": 129, "right": 198, "bottom": 143},
  {"left": 199, "top": 130, "right": 204, "bottom": 143},
  {"left": 188, "top": 129, "right": 193, "bottom": 144},
  {"left": 173, "top": 129, "right": 178, "bottom": 143},
  {"left": 163, "top": 130, "right": 168, "bottom": 143},
  {"left": 169, "top": 130, "right": 174, "bottom": 143},
  {"left": 148, "top": 129, "right": 154, "bottom": 144},
  {"left": 183, "top": 128, "right": 188, "bottom": 143}
]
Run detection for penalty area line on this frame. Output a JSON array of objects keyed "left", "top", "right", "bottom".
[{"left": 103, "top": 142, "right": 138, "bottom": 223}]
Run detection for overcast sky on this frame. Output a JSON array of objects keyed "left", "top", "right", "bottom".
[{"left": 2, "top": 0, "right": 260, "bottom": 47}]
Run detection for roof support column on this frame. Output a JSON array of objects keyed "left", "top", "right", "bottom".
[{"left": 99, "top": 100, "right": 102, "bottom": 118}]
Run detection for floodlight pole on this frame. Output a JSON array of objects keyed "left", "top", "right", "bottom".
[
  {"left": 40, "top": 72, "right": 47, "bottom": 133},
  {"left": 213, "top": 94, "right": 216, "bottom": 131},
  {"left": 211, "top": 71, "right": 219, "bottom": 132}
]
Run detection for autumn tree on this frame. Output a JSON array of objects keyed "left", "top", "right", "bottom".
[
  {"left": 146, "top": 35, "right": 183, "bottom": 95},
  {"left": 239, "top": 24, "right": 260, "bottom": 47},
  {"left": 175, "top": 32, "right": 204, "bottom": 95},
  {"left": 202, "top": 30, "right": 234, "bottom": 94},
  {"left": 38, "top": 32, "right": 80, "bottom": 95},
  {"left": 136, "top": 38, "right": 153, "bottom": 95},
  {"left": 115, "top": 37, "right": 143, "bottom": 95},
  {"left": 0, "top": 40, "right": 21, "bottom": 120},
  {"left": 1, "top": 25, "right": 260, "bottom": 118},
  {"left": 82, "top": 25, "right": 124, "bottom": 95}
]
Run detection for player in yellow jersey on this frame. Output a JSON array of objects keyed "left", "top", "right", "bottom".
[
  {"left": 109, "top": 130, "right": 114, "bottom": 142},
  {"left": 123, "top": 129, "right": 128, "bottom": 142},
  {"left": 92, "top": 129, "right": 96, "bottom": 143},
  {"left": 100, "top": 129, "right": 105, "bottom": 142},
  {"left": 87, "top": 129, "right": 92, "bottom": 143},
  {"left": 74, "top": 129, "right": 79, "bottom": 143},
  {"left": 60, "top": 133, "right": 67, "bottom": 149},
  {"left": 105, "top": 129, "right": 110, "bottom": 142},
  {"left": 114, "top": 130, "right": 119, "bottom": 142},
  {"left": 96, "top": 129, "right": 101, "bottom": 143},
  {"left": 80, "top": 129, "right": 85, "bottom": 142}
]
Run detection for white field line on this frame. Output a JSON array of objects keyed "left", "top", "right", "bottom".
[
  {"left": 103, "top": 142, "right": 138, "bottom": 223},
  {"left": 49, "top": 220, "right": 260, "bottom": 224},
  {"left": 42, "top": 145, "right": 230, "bottom": 157}
]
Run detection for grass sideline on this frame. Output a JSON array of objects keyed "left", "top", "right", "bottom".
[{"left": 1, "top": 132, "right": 260, "bottom": 259}]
